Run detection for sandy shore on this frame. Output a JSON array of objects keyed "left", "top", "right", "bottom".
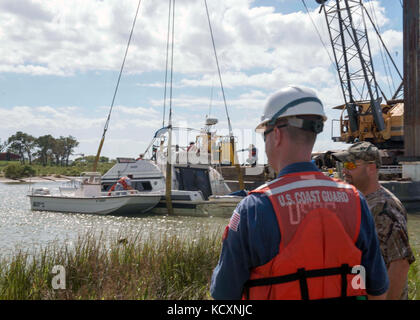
[{"left": 0, "top": 175, "right": 75, "bottom": 183}]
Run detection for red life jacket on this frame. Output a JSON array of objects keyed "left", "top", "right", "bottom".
[
  {"left": 107, "top": 183, "right": 118, "bottom": 196},
  {"left": 119, "top": 178, "right": 129, "bottom": 189},
  {"left": 107, "top": 178, "right": 132, "bottom": 196},
  {"left": 242, "top": 171, "right": 366, "bottom": 300}
]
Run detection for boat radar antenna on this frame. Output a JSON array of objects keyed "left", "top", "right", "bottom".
[{"left": 92, "top": 0, "right": 142, "bottom": 173}]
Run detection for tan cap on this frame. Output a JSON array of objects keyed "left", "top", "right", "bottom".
[{"left": 332, "top": 141, "right": 381, "bottom": 168}]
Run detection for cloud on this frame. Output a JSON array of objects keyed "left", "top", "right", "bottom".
[
  {"left": 117, "top": 105, "right": 160, "bottom": 117},
  {"left": 0, "top": 0, "right": 401, "bottom": 159},
  {"left": 0, "top": 0, "right": 54, "bottom": 22},
  {"left": 0, "top": 0, "right": 399, "bottom": 96},
  {"left": 0, "top": 0, "right": 343, "bottom": 77},
  {"left": 0, "top": 106, "right": 104, "bottom": 130}
]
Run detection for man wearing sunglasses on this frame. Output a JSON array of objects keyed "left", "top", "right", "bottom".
[
  {"left": 333, "top": 141, "right": 415, "bottom": 299},
  {"left": 211, "top": 86, "right": 389, "bottom": 300}
]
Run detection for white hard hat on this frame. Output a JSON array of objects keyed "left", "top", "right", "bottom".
[{"left": 255, "top": 86, "right": 327, "bottom": 132}]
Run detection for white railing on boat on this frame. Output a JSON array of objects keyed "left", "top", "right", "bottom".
[{"left": 103, "top": 190, "right": 163, "bottom": 197}]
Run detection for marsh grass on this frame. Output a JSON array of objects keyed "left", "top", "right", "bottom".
[
  {"left": 408, "top": 247, "right": 419, "bottom": 300},
  {"left": 0, "top": 229, "right": 222, "bottom": 300},
  {"left": 0, "top": 228, "right": 419, "bottom": 300}
]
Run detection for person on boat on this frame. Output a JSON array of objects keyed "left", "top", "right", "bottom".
[
  {"left": 246, "top": 144, "right": 258, "bottom": 167},
  {"left": 187, "top": 141, "right": 201, "bottom": 163},
  {"left": 332, "top": 141, "right": 415, "bottom": 299},
  {"left": 238, "top": 144, "right": 258, "bottom": 167},
  {"left": 187, "top": 142, "right": 196, "bottom": 152},
  {"left": 175, "top": 144, "right": 180, "bottom": 164},
  {"left": 108, "top": 176, "right": 134, "bottom": 195},
  {"left": 151, "top": 146, "right": 157, "bottom": 161},
  {"left": 210, "top": 86, "right": 389, "bottom": 300}
]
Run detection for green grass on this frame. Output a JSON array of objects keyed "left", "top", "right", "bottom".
[
  {"left": 0, "top": 218, "right": 418, "bottom": 300},
  {"left": 0, "top": 230, "right": 222, "bottom": 300}
]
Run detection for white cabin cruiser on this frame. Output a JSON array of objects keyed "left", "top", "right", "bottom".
[
  {"left": 99, "top": 118, "right": 257, "bottom": 217},
  {"left": 28, "top": 172, "right": 161, "bottom": 215},
  {"left": 101, "top": 155, "right": 243, "bottom": 217},
  {"left": 102, "top": 136, "right": 243, "bottom": 217}
]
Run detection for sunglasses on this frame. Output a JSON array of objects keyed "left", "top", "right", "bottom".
[
  {"left": 343, "top": 160, "right": 376, "bottom": 170},
  {"left": 263, "top": 124, "right": 288, "bottom": 142}
]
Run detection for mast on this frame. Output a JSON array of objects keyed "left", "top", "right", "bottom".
[
  {"left": 92, "top": 0, "right": 142, "bottom": 172},
  {"left": 165, "top": 0, "right": 176, "bottom": 215}
]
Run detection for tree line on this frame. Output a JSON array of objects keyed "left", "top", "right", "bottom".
[{"left": 0, "top": 132, "right": 79, "bottom": 166}]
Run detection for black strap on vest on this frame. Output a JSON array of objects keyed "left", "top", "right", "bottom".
[{"left": 243, "top": 263, "right": 352, "bottom": 300}]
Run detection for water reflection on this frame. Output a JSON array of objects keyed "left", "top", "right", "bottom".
[
  {"left": 1, "top": 181, "right": 419, "bottom": 258},
  {"left": 0, "top": 182, "right": 228, "bottom": 258}
]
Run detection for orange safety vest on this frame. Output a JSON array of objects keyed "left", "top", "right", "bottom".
[{"left": 243, "top": 171, "right": 366, "bottom": 300}]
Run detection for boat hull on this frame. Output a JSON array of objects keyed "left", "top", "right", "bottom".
[
  {"left": 28, "top": 193, "right": 161, "bottom": 215},
  {"left": 150, "top": 196, "right": 242, "bottom": 218}
]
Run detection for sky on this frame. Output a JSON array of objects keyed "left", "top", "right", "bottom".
[{"left": 0, "top": 0, "right": 404, "bottom": 163}]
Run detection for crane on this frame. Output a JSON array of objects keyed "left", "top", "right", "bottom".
[{"left": 315, "top": 0, "right": 404, "bottom": 149}]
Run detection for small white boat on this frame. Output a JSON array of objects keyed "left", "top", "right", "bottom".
[{"left": 28, "top": 172, "right": 161, "bottom": 215}]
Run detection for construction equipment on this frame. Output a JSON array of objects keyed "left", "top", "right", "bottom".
[{"left": 315, "top": 0, "right": 404, "bottom": 150}]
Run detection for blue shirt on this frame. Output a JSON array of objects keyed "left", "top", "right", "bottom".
[{"left": 210, "top": 162, "right": 389, "bottom": 299}]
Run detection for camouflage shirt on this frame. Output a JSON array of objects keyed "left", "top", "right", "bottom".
[{"left": 365, "top": 186, "right": 416, "bottom": 300}]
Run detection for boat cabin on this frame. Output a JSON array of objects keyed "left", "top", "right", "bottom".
[{"left": 101, "top": 158, "right": 231, "bottom": 201}]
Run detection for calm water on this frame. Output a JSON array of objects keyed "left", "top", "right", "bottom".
[
  {"left": 0, "top": 181, "right": 229, "bottom": 258},
  {"left": 0, "top": 182, "right": 419, "bottom": 259}
]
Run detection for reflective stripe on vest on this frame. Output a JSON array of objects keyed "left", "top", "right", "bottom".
[{"left": 243, "top": 171, "right": 366, "bottom": 300}]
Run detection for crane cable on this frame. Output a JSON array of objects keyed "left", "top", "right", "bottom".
[
  {"left": 361, "top": 2, "right": 403, "bottom": 102},
  {"left": 301, "top": 0, "right": 336, "bottom": 68},
  {"left": 366, "top": 0, "right": 395, "bottom": 97},
  {"left": 93, "top": 0, "right": 142, "bottom": 172},
  {"left": 204, "top": 0, "right": 233, "bottom": 136},
  {"left": 301, "top": 0, "right": 344, "bottom": 92}
]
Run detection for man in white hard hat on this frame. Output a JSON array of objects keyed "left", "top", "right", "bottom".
[{"left": 210, "top": 86, "right": 389, "bottom": 300}]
